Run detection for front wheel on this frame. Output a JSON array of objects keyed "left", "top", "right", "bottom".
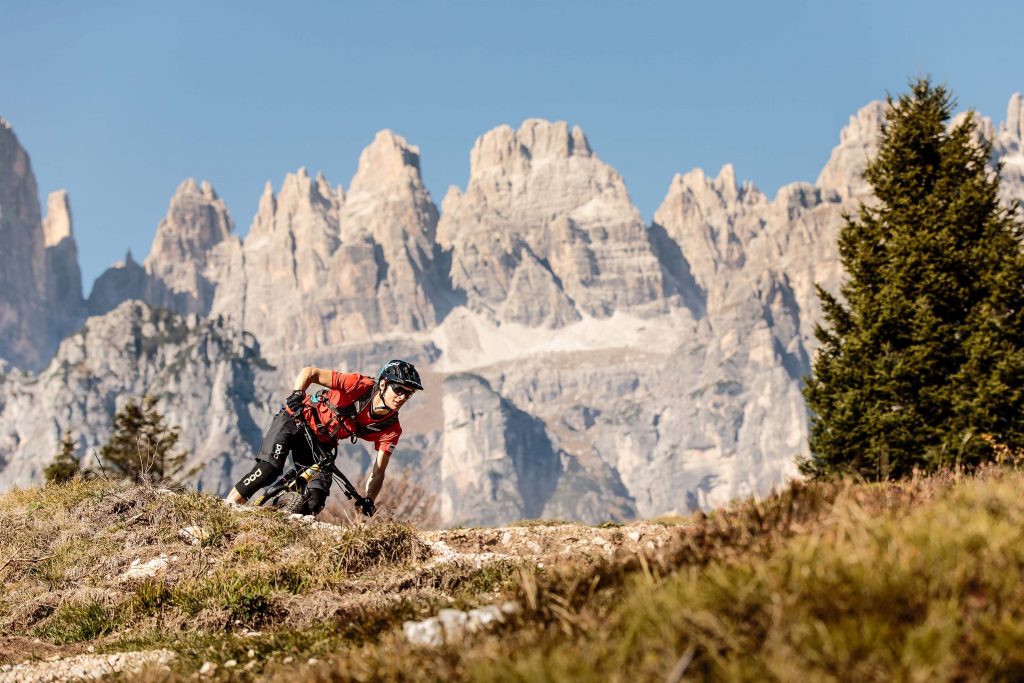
[{"left": 258, "top": 490, "right": 307, "bottom": 514}]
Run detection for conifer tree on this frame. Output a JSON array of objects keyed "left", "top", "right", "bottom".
[
  {"left": 803, "top": 78, "right": 1024, "bottom": 479},
  {"left": 44, "top": 432, "right": 80, "bottom": 484},
  {"left": 99, "top": 395, "right": 186, "bottom": 485}
]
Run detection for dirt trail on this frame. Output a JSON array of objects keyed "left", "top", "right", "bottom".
[{"left": 424, "top": 522, "right": 681, "bottom": 565}]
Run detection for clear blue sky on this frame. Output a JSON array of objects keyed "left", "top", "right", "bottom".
[{"left": 2, "top": 0, "right": 1022, "bottom": 291}]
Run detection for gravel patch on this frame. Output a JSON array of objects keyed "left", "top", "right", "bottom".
[{"left": 0, "top": 649, "right": 174, "bottom": 682}]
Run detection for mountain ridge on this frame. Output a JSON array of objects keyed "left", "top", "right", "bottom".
[{"left": 2, "top": 93, "right": 1022, "bottom": 525}]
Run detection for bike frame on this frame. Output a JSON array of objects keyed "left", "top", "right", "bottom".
[
  {"left": 296, "top": 419, "right": 362, "bottom": 501},
  {"left": 249, "top": 415, "right": 363, "bottom": 508}
]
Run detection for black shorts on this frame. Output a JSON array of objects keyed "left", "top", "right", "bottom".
[{"left": 256, "top": 411, "right": 332, "bottom": 493}]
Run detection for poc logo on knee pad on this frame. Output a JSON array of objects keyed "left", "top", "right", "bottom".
[
  {"left": 274, "top": 444, "right": 283, "bottom": 456},
  {"left": 243, "top": 468, "right": 263, "bottom": 486}
]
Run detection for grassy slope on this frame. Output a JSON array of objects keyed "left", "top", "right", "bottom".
[{"left": 1, "top": 470, "right": 1023, "bottom": 681}]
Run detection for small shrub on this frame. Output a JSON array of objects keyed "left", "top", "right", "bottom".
[
  {"left": 129, "top": 580, "right": 174, "bottom": 617},
  {"left": 98, "top": 395, "right": 186, "bottom": 485},
  {"left": 222, "top": 577, "right": 275, "bottom": 625},
  {"left": 44, "top": 432, "right": 82, "bottom": 484},
  {"left": 168, "top": 490, "right": 237, "bottom": 547},
  {"left": 36, "top": 600, "right": 119, "bottom": 644},
  {"left": 329, "top": 522, "right": 426, "bottom": 573}
]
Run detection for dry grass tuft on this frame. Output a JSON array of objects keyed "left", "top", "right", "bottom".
[{"left": 328, "top": 522, "right": 430, "bottom": 572}]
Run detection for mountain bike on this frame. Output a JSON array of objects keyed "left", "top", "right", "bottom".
[{"left": 249, "top": 419, "right": 372, "bottom": 516}]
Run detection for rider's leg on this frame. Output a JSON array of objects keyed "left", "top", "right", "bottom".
[
  {"left": 233, "top": 459, "right": 282, "bottom": 500},
  {"left": 291, "top": 436, "right": 332, "bottom": 516},
  {"left": 303, "top": 487, "right": 328, "bottom": 515},
  {"left": 225, "top": 410, "right": 300, "bottom": 504},
  {"left": 301, "top": 466, "right": 334, "bottom": 515}
]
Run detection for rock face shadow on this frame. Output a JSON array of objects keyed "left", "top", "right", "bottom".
[
  {"left": 649, "top": 222, "right": 706, "bottom": 319},
  {"left": 500, "top": 396, "right": 561, "bottom": 519}
]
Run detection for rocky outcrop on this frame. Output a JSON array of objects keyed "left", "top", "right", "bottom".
[
  {"left": 0, "top": 301, "right": 276, "bottom": 492},
  {"left": 437, "top": 120, "right": 668, "bottom": 327},
  {"left": 0, "top": 121, "right": 84, "bottom": 371},
  {"left": 210, "top": 132, "right": 448, "bottom": 358},
  {"left": 439, "top": 373, "right": 561, "bottom": 526},
  {"left": 5, "top": 96, "right": 1024, "bottom": 527},
  {"left": 0, "top": 119, "right": 48, "bottom": 369},
  {"left": 995, "top": 93, "right": 1024, "bottom": 204},
  {"left": 816, "top": 100, "right": 887, "bottom": 199},
  {"left": 340, "top": 131, "right": 450, "bottom": 330},
  {"left": 42, "top": 190, "right": 84, "bottom": 339},
  {"left": 87, "top": 250, "right": 148, "bottom": 316},
  {"left": 87, "top": 179, "right": 233, "bottom": 317},
  {"left": 143, "top": 178, "right": 233, "bottom": 314}
]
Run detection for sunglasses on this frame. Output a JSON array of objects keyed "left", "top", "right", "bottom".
[{"left": 389, "top": 384, "right": 415, "bottom": 398}]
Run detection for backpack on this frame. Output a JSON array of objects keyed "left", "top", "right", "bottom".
[{"left": 308, "top": 384, "right": 398, "bottom": 444}]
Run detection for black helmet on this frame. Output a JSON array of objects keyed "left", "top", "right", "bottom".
[{"left": 378, "top": 359, "right": 424, "bottom": 391}]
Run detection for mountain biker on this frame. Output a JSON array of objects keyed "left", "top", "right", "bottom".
[{"left": 224, "top": 359, "right": 423, "bottom": 517}]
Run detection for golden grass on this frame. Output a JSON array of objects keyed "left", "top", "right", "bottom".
[{"left": 5, "top": 468, "right": 1024, "bottom": 681}]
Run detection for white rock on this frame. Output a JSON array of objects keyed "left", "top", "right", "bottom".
[
  {"left": 403, "top": 602, "right": 518, "bottom": 647},
  {"left": 123, "top": 555, "right": 170, "bottom": 580},
  {"left": 403, "top": 617, "right": 445, "bottom": 647}
]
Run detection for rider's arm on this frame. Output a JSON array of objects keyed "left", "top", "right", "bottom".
[
  {"left": 292, "top": 366, "right": 333, "bottom": 392},
  {"left": 365, "top": 448, "right": 391, "bottom": 502}
]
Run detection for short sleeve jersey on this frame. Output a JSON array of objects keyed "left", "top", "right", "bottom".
[{"left": 301, "top": 372, "right": 402, "bottom": 454}]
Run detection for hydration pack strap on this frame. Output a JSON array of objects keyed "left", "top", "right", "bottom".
[{"left": 310, "top": 384, "right": 397, "bottom": 443}]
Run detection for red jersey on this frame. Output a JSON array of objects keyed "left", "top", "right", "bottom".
[{"left": 301, "top": 372, "right": 402, "bottom": 454}]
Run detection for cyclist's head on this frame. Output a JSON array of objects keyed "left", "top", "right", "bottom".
[
  {"left": 377, "top": 359, "right": 422, "bottom": 409},
  {"left": 377, "top": 359, "right": 423, "bottom": 391}
]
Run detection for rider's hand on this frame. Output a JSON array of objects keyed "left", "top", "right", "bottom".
[
  {"left": 285, "top": 390, "right": 305, "bottom": 416},
  {"left": 356, "top": 496, "right": 376, "bottom": 517}
]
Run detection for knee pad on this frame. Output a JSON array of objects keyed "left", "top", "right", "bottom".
[{"left": 234, "top": 460, "right": 282, "bottom": 499}]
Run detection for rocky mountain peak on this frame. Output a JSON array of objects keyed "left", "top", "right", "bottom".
[
  {"left": 244, "top": 169, "right": 342, "bottom": 251},
  {"left": 469, "top": 119, "right": 592, "bottom": 179},
  {"left": 1003, "top": 93, "right": 1023, "bottom": 140},
  {"left": 670, "top": 164, "right": 766, "bottom": 211},
  {"left": 439, "top": 119, "right": 666, "bottom": 325},
  {"left": 0, "top": 119, "right": 42, "bottom": 229},
  {"left": 147, "top": 178, "right": 233, "bottom": 260},
  {"left": 43, "top": 190, "right": 73, "bottom": 247},
  {"left": 315, "top": 171, "right": 341, "bottom": 205},
  {"left": 716, "top": 163, "right": 737, "bottom": 197},
  {"left": 41, "top": 189, "right": 83, "bottom": 332},
  {"left": 205, "top": 153, "right": 443, "bottom": 356},
  {"left": 250, "top": 181, "right": 277, "bottom": 237},
  {"left": 996, "top": 94, "right": 1024, "bottom": 202},
  {"left": 348, "top": 130, "right": 423, "bottom": 194},
  {"left": 274, "top": 168, "right": 343, "bottom": 223},
  {"left": 139, "top": 178, "right": 233, "bottom": 314},
  {"left": 516, "top": 119, "right": 592, "bottom": 160},
  {"left": 816, "top": 100, "right": 887, "bottom": 198},
  {"left": 0, "top": 119, "right": 50, "bottom": 369}
]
